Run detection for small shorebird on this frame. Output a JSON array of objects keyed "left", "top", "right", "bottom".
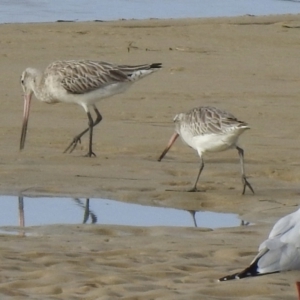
[
  {"left": 20, "top": 60, "right": 162, "bottom": 156},
  {"left": 219, "top": 207, "right": 300, "bottom": 299},
  {"left": 158, "top": 106, "right": 254, "bottom": 194}
]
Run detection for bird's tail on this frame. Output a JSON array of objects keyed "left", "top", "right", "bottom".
[
  {"left": 219, "top": 258, "right": 262, "bottom": 282},
  {"left": 119, "top": 63, "right": 162, "bottom": 81}
]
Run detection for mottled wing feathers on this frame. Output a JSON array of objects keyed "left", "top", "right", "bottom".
[
  {"left": 62, "top": 69, "right": 129, "bottom": 94},
  {"left": 46, "top": 60, "right": 161, "bottom": 94},
  {"left": 176, "top": 106, "right": 248, "bottom": 136},
  {"left": 47, "top": 60, "right": 130, "bottom": 94},
  {"left": 117, "top": 63, "right": 162, "bottom": 75}
]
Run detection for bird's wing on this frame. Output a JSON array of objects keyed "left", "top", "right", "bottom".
[
  {"left": 186, "top": 106, "right": 248, "bottom": 136},
  {"left": 257, "top": 243, "right": 300, "bottom": 273},
  {"left": 256, "top": 208, "right": 300, "bottom": 273},
  {"left": 258, "top": 210, "right": 298, "bottom": 254},
  {"left": 47, "top": 60, "right": 129, "bottom": 94},
  {"left": 267, "top": 208, "right": 300, "bottom": 239},
  {"left": 280, "top": 224, "right": 300, "bottom": 248}
]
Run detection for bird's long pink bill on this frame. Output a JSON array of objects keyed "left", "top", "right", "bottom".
[
  {"left": 158, "top": 132, "right": 179, "bottom": 161},
  {"left": 296, "top": 282, "right": 300, "bottom": 300},
  {"left": 20, "top": 94, "right": 32, "bottom": 150}
]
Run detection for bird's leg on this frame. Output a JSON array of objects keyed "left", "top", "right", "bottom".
[
  {"left": 188, "top": 157, "right": 204, "bottom": 192},
  {"left": 64, "top": 129, "right": 88, "bottom": 154},
  {"left": 63, "top": 106, "right": 102, "bottom": 154},
  {"left": 85, "top": 112, "right": 96, "bottom": 157},
  {"left": 236, "top": 146, "right": 254, "bottom": 195}
]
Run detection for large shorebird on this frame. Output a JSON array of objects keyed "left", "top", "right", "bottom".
[
  {"left": 158, "top": 106, "right": 254, "bottom": 194},
  {"left": 20, "top": 60, "right": 162, "bottom": 156},
  {"left": 219, "top": 207, "right": 300, "bottom": 299}
]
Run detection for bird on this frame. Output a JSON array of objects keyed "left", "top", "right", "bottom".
[
  {"left": 158, "top": 106, "right": 254, "bottom": 194},
  {"left": 20, "top": 60, "right": 162, "bottom": 157},
  {"left": 219, "top": 207, "right": 300, "bottom": 299}
]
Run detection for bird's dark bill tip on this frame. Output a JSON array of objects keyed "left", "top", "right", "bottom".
[
  {"left": 157, "top": 154, "right": 164, "bottom": 162},
  {"left": 150, "top": 63, "right": 162, "bottom": 69}
]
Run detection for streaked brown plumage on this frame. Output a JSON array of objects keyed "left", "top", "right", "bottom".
[
  {"left": 158, "top": 106, "right": 254, "bottom": 194},
  {"left": 20, "top": 60, "right": 162, "bottom": 156}
]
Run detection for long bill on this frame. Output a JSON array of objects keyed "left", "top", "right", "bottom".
[
  {"left": 296, "top": 282, "right": 300, "bottom": 300},
  {"left": 158, "top": 132, "right": 179, "bottom": 161},
  {"left": 20, "top": 94, "right": 32, "bottom": 150}
]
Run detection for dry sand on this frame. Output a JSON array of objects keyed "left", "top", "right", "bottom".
[{"left": 0, "top": 13, "right": 300, "bottom": 299}]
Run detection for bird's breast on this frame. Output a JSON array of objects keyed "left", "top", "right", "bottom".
[{"left": 180, "top": 130, "right": 242, "bottom": 154}]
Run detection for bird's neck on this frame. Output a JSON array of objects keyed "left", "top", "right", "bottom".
[{"left": 31, "top": 70, "right": 43, "bottom": 99}]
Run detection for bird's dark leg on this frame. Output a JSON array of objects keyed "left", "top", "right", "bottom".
[
  {"left": 85, "top": 112, "right": 96, "bottom": 157},
  {"left": 188, "top": 157, "right": 204, "bottom": 192},
  {"left": 63, "top": 106, "right": 102, "bottom": 155},
  {"left": 236, "top": 146, "right": 254, "bottom": 195}
]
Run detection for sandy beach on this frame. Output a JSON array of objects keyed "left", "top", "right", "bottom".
[{"left": 0, "top": 13, "right": 300, "bottom": 299}]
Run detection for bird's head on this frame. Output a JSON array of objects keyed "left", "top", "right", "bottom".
[
  {"left": 20, "top": 68, "right": 39, "bottom": 97},
  {"left": 20, "top": 67, "right": 40, "bottom": 151}
]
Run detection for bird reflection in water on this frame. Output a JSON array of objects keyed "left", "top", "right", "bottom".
[
  {"left": 18, "top": 196, "right": 25, "bottom": 236},
  {"left": 16, "top": 197, "right": 97, "bottom": 236},
  {"left": 187, "top": 210, "right": 250, "bottom": 228},
  {"left": 187, "top": 210, "right": 198, "bottom": 227},
  {"left": 73, "top": 198, "right": 97, "bottom": 224}
]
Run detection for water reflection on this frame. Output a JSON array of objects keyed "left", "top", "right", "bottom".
[
  {"left": 3, "top": 196, "right": 245, "bottom": 234},
  {"left": 73, "top": 198, "right": 97, "bottom": 224},
  {"left": 240, "top": 220, "right": 251, "bottom": 226},
  {"left": 18, "top": 196, "right": 25, "bottom": 236},
  {"left": 188, "top": 210, "right": 198, "bottom": 227},
  {"left": 187, "top": 210, "right": 250, "bottom": 228}
]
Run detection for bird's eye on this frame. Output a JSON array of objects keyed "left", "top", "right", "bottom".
[{"left": 21, "top": 79, "right": 24, "bottom": 85}]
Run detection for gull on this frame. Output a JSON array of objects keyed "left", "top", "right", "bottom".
[
  {"left": 20, "top": 60, "right": 162, "bottom": 157},
  {"left": 219, "top": 207, "right": 300, "bottom": 299},
  {"left": 158, "top": 106, "right": 254, "bottom": 194}
]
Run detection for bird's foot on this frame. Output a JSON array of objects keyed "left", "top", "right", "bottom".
[
  {"left": 242, "top": 176, "right": 255, "bottom": 195},
  {"left": 187, "top": 187, "right": 205, "bottom": 193},
  {"left": 63, "top": 137, "right": 82, "bottom": 154},
  {"left": 84, "top": 151, "right": 96, "bottom": 158}
]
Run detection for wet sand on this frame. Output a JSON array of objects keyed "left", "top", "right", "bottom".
[{"left": 0, "top": 14, "right": 300, "bottom": 299}]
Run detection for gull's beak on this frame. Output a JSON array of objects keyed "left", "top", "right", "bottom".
[
  {"left": 158, "top": 132, "right": 179, "bottom": 161},
  {"left": 20, "top": 93, "right": 32, "bottom": 150}
]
